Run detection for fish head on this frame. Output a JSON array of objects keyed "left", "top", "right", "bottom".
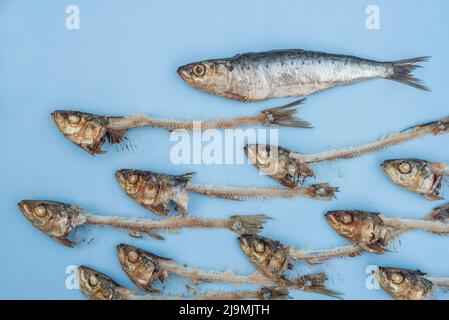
[
  {"left": 17, "top": 200, "right": 85, "bottom": 247},
  {"left": 51, "top": 110, "right": 108, "bottom": 155},
  {"left": 376, "top": 267, "right": 434, "bottom": 300},
  {"left": 115, "top": 169, "right": 156, "bottom": 199},
  {"left": 244, "top": 144, "right": 314, "bottom": 187},
  {"left": 326, "top": 210, "right": 381, "bottom": 242},
  {"left": 381, "top": 159, "right": 442, "bottom": 200},
  {"left": 238, "top": 235, "right": 289, "bottom": 277},
  {"left": 116, "top": 244, "right": 166, "bottom": 293},
  {"left": 77, "top": 266, "right": 128, "bottom": 300},
  {"left": 177, "top": 60, "right": 232, "bottom": 96}
]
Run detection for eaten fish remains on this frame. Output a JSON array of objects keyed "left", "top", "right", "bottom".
[
  {"left": 17, "top": 200, "right": 269, "bottom": 247},
  {"left": 381, "top": 158, "right": 449, "bottom": 200},
  {"left": 78, "top": 265, "right": 288, "bottom": 300},
  {"left": 326, "top": 204, "right": 449, "bottom": 254},
  {"left": 115, "top": 169, "right": 338, "bottom": 215},
  {"left": 51, "top": 99, "right": 309, "bottom": 155},
  {"left": 178, "top": 49, "right": 429, "bottom": 102}
]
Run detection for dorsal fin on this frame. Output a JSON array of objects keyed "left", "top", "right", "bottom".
[
  {"left": 176, "top": 172, "right": 196, "bottom": 183},
  {"left": 425, "top": 204, "right": 449, "bottom": 223}
]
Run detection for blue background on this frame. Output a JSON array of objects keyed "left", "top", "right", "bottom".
[{"left": 1, "top": 0, "right": 448, "bottom": 300}]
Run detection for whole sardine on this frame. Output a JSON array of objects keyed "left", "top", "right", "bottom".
[{"left": 177, "top": 50, "right": 429, "bottom": 102}]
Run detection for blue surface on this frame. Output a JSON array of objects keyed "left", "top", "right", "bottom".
[{"left": 1, "top": 0, "right": 449, "bottom": 300}]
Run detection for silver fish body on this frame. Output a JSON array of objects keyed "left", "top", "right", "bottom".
[{"left": 178, "top": 50, "right": 428, "bottom": 102}]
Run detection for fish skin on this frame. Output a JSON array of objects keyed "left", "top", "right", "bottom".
[
  {"left": 116, "top": 244, "right": 170, "bottom": 293},
  {"left": 326, "top": 210, "right": 391, "bottom": 254},
  {"left": 77, "top": 266, "right": 134, "bottom": 300},
  {"left": 177, "top": 50, "right": 429, "bottom": 102},
  {"left": 17, "top": 200, "right": 86, "bottom": 247},
  {"left": 381, "top": 159, "right": 444, "bottom": 200},
  {"left": 115, "top": 169, "right": 192, "bottom": 216},
  {"left": 244, "top": 144, "right": 314, "bottom": 188},
  {"left": 376, "top": 267, "right": 434, "bottom": 300}
]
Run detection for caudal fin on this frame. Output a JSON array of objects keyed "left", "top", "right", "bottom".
[
  {"left": 262, "top": 99, "right": 312, "bottom": 128},
  {"left": 294, "top": 273, "right": 342, "bottom": 299},
  {"left": 387, "top": 56, "right": 430, "bottom": 91},
  {"left": 228, "top": 214, "right": 271, "bottom": 234}
]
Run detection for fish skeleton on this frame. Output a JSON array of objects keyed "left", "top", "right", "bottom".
[
  {"left": 115, "top": 169, "right": 338, "bottom": 215},
  {"left": 17, "top": 200, "right": 270, "bottom": 247},
  {"left": 245, "top": 115, "right": 449, "bottom": 186},
  {"left": 326, "top": 204, "right": 449, "bottom": 254},
  {"left": 177, "top": 49, "right": 429, "bottom": 102},
  {"left": 77, "top": 265, "right": 288, "bottom": 300},
  {"left": 52, "top": 99, "right": 309, "bottom": 156}
]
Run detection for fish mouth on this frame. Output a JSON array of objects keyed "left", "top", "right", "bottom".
[
  {"left": 176, "top": 65, "right": 191, "bottom": 83},
  {"left": 324, "top": 211, "right": 338, "bottom": 226},
  {"left": 114, "top": 169, "right": 129, "bottom": 184}
]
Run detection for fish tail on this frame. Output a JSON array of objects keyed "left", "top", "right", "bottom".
[
  {"left": 228, "top": 214, "right": 271, "bottom": 234},
  {"left": 261, "top": 98, "right": 312, "bottom": 128},
  {"left": 295, "top": 273, "right": 342, "bottom": 299},
  {"left": 387, "top": 56, "right": 430, "bottom": 91},
  {"left": 425, "top": 204, "right": 449, "bottom": 235}
]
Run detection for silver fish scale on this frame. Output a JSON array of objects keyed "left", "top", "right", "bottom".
[{"left": 228, "top": 50, "right": 391, "bottom": 100}]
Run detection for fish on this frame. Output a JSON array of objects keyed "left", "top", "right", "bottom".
[
  {"left": 325, "top": 210, "right": 392, "bottom": 254},
  {"left": 51, "top": 101, "right": 310, "bottom": 156},
  {"left": 116, "top": 244, "right": 170, "bottom": 293},
  {"left": 238, "top": 235, "right": 340, "bottom": 298},
  {"left": 115, "top": 169, "right": 338, "bottom": 216},
  {"left": 381, "top": 158, "right": 449, "bottom": 200},
  {"left": 17, "top": 200, "right": 86, "bottom": 247},
  {"left": 115, "top": 169, "right": 192, "bottom": 216},
  {"left": 18, "top": 199, "right": 270, "bottom": 247},
  {"left": 177, "top": 50, "right": 429, "bottom": 102},
  {"left": 244, "top": 144, "right": 314, "bottom": 188},
  {"left": 78, "top": 265, "right": 134, "bottom": 300},
  {"left": 245, "top": 116, "right": 449, "bottom": 186},
  {"left": 78, "top": 265, "right": 289, "bottom": 300},
  {"left": 326, "top": 205, "right": 449, "bottom": 253},
  {"left": 376, "top": 267, "right": 434, "bottom": 300}
]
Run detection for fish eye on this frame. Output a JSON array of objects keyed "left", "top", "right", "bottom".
[
  {"left": 128, "top": 250, "right": 139, "bottom": 263},
  {"left": 34, "top": 206, "right": 46, "bottom": 217},
  {"left": 192, "top": 64, "right": 206, "bottom": 77},
  {"left": 128, "top": 174, "right": 139, "bottom": 185},
  {"left": 398, "top": 162, "right": 412, "bottom": 174},
  {"left": 340, "top": 212, "right": 353, "bottom": 225},
  {"left": 88, "top": 274, "right": 99, "bottom": 287},
  {"left": 254, "top": 241, "right": 265, "bottom": 253},
  {"left": 68, "top": 115, "right": 81, "bottom": 124},
  {"left": 391, "top": 272, "right": 405, "bottom": 285}
]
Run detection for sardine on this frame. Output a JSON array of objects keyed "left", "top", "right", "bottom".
[
  {"left": 115, "top": 169, "right": 338, "bottom": 216},
  {"left": 78, "top": 266, "right": 288, "bottom": 300},
  {"left": 245, "top": 115, "right": 449, "bottom": 185},
  {"left": 17, "top": 200, "right": 270, "bottom": 247},
  {"left": 376, "top": 267, "right": 437, "bottom": 300},
  {"left": 51, "top": 100, "right": 310, "bottom": 155},
  {"left": 238, "top": 235, "right": 342, "bottom": 298},
  {"left": 117, "top": 243, "right": 306, "bottom": 292},
  {"left": 381, "top": 158, "right": 449, "bottom": 200},
  {"left": 177, "top": 50, "right": 429, "bottom": 102},
  {"left": 326, "top": 204, "right": 449, "bottom": 254}
]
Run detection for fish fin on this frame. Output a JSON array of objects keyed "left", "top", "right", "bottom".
[
  {"left": 106, "top": 127, "right": 129, "bottom": 144},
  {"left": 386, "top": 56, "right": 430, "bottom": 91},
  {"left": 262, "top": 98, "right": 312, "bottom": 128},
  {"left": 228, "top": 214, "right": 271, "bottom": 234},
  {"left": 145, "top": 231, "right": 165, "bottom": 240},
  {"left": 360, "top": 243, "right": 389, "bottom": 255},
  {"left": 177, "top": 172, "right": 196, "bottom": 182},
  {"left": 424, "top": 193, "right": 445, "bottom": 201},
  {"left": 85, "top": 144, "right": 106, "bottom": 155},
  {"left": 141, "top": 202, "right": 169, "bottom": 216},
  {"left": 51, "top": 236, "right": 76, "bottom": 248},
  {"left": 294, "top": 273, "right": 342, "bottom": 299},
  {"left": 427, "top": 162, "right": 449, "bottom": 176},
  {"left": 425, "top": 204, "right": 449, "bottom": 234}
]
